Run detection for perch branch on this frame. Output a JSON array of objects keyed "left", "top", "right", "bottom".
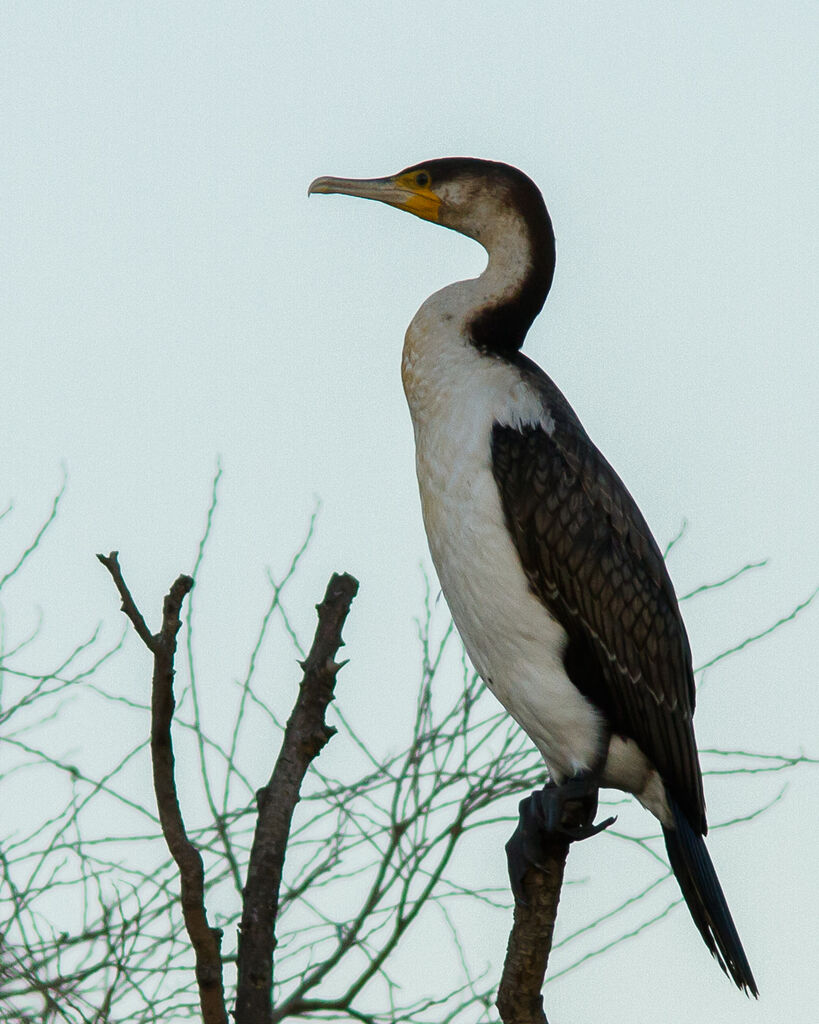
[{"left": 498, "top": 798, "right": 593, "bottom": 1024}]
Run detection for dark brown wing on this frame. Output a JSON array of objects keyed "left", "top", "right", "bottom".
[{"left": 491, "top": 357, "right": 705, "bottom": 831}]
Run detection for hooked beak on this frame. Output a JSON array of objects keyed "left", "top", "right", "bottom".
[{"left": 308, "top": 173, "right": 441, "bottom": 223}]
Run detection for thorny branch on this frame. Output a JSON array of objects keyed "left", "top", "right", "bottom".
[
  {"left": 97, "top": 551, "right": 228, "bottom": 1024},
  {"left": 235, "top": 571, "right": 359, "bottom": 1024}
]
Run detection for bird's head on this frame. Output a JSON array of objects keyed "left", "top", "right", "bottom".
[
  {"left": 308, "top": 157, "right": 551, "bottom": 252},
  {"left": 309, "top": 157, "right": 556, "bottom": 352}
]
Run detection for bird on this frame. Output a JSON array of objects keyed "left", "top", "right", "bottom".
[{"left": 308, "top": 157, "right": 757, "bottom": 996}]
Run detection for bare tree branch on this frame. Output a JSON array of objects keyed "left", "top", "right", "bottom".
[
  {"left": 97, "top": 551, "right": 228, "bottom": 1024},
  {"left": 497, "top": 833, "right": 570, "bottom": 1024},
  {"left": 96, "top": 552, "right": 155, "bottom": 650},
  {"left": 497, "top": 794, "right": 598, "bottom": 1024},
  {"left": 234, "top": 571, "right": 359, "bottom": 1024},
  {"left": 0, "top": 504, "right": 810, "bottom": 1023}
]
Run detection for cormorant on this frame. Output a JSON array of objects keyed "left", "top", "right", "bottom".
[{"left": 309, "top": 158, "right": 757, "bottom": 995}]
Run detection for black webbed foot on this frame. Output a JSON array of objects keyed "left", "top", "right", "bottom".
[{"left": 505, "top": 772, "right": 616, "bottom": 904}]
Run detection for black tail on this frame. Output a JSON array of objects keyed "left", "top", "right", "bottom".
[{"left": 662, "top": 796, "right": 758, "bottom": 996}]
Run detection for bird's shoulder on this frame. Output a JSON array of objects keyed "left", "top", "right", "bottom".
[{"left": 498, "top": 353, "right": 660, "bottom": 558}]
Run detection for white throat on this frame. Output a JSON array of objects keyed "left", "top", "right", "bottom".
[
  {"left": 456, "top": 202, "right": 534, "bottom": 319},
  {"left": 409, "top": 204, "right": 535, "bottom": 359}
]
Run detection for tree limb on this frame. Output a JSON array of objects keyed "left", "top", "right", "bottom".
[
  {"left": 234, "top": 571, "right": 359, "bottom": 1024},
  {"left": 497, "top": 795, "right": 595, "bottom": 1024},
  {"left": 97, "top": 551, "right": 228, "bottom": 1024}
]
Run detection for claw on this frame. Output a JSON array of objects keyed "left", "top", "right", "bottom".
[
  {"left": 562, "top": 814, "right": 617, "bottom": 841},
  {"left": 505, "top": 772, "right": 617, "bottom": 903}
]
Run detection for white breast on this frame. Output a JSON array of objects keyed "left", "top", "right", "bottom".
[{"left": 401, "top": 287, "right": 605, "bottom": 781}]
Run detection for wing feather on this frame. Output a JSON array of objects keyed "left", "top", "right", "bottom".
[{"left": 491, "top": 357, "right": 705, "bottom": 830}]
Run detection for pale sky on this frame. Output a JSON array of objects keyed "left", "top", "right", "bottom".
[{"left": 2, "top": 4, "right": 817, "bottom": 1022}]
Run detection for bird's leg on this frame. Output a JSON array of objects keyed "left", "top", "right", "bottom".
[{"left": 505, "top": 771, "right": 616, "bottom": 904}]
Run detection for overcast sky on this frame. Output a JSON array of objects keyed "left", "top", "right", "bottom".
[{"left": 2, "top": 4, "right": 817, "bottom": 1022}]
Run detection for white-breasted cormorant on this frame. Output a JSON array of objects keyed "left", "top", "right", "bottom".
[{"left": 309, "top": 158, "right": 757, "bottom": 996}]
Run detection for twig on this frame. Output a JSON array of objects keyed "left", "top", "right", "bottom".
[
  {"left": 97, "top": 551, "right": 228, "bottom": 1024},
  {"left": 679, "top": 558, "right": 767, "bottom": 601},
  {"left": 696, "top": 584, "right": 819, "bottom": 672},
  {"left": 0, "top": 470, "right": 66, "bottom": 593},
  {"left": 234, "top": 571, "right": 359, "bottom": 1024}
]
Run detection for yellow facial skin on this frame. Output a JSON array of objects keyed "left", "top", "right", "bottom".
[
  {"left": 390, "top": 172, "right": 441, "bottom": 223},
  {"left": 308, "top": 170, "right": 441, "bottom": 223}
]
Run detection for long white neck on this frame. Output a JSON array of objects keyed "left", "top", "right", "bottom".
[
  {"left": 420, "top": 206, "right": 537, "bottom": 339},
  {"left": 400, "top": 214, "right": 535, "bottom": 421}
]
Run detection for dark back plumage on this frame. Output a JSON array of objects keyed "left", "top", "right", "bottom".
[{"left": 491, "top": 354, "right": 705, "bottom": 832}]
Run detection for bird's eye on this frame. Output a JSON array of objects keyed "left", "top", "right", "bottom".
[{"left": 415, "top": 172, "right": 430, "bottom": 188}]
